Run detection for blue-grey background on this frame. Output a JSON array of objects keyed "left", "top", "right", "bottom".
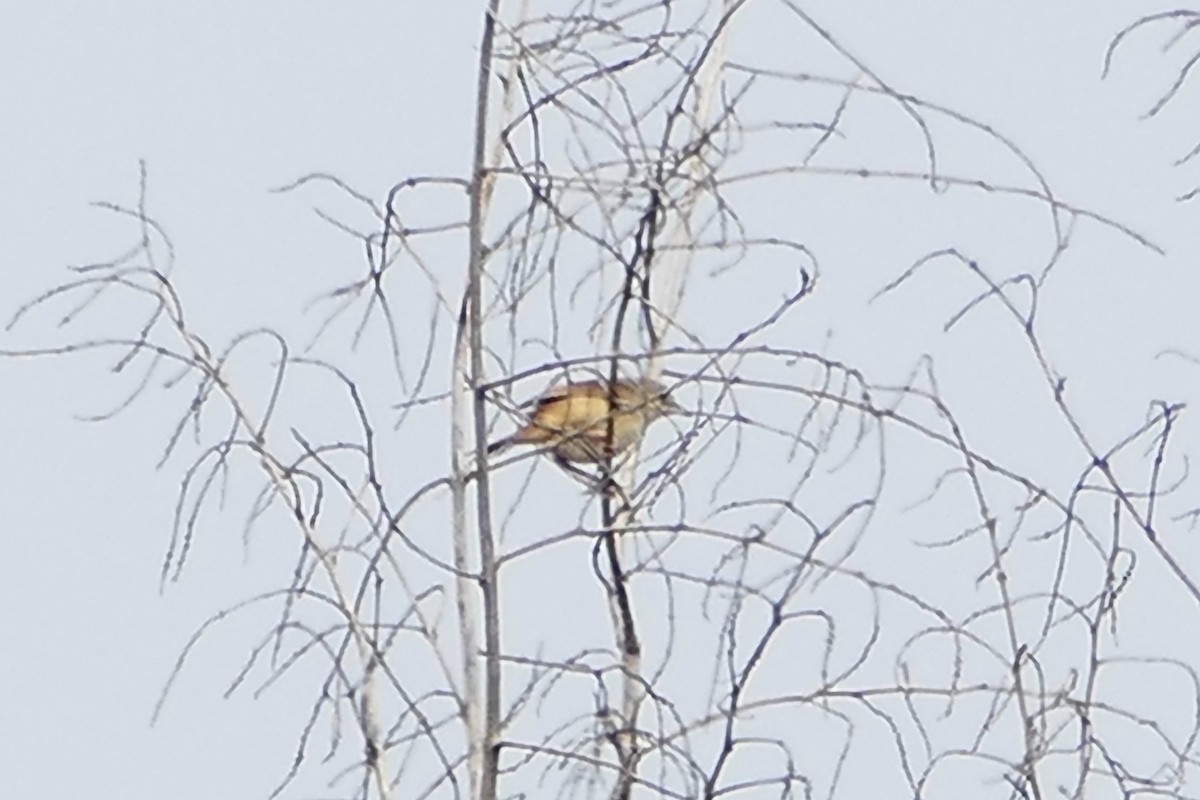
[{"left": 3, "top": 2, "right": 1199, "bottom": 797}]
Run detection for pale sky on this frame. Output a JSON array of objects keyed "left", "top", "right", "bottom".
[{"left": 4, "top": 2, "right": 1200, "bottom": 798}]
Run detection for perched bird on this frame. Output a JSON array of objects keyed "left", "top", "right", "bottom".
[{"left": 487, "top": 377, "right": 679, "bottom": 463}]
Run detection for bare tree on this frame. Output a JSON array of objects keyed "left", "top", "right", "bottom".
[
  {"left": 7, "top": 2, "right": 1200, "bottom": 799},
  {"left": 1104, "top": 8, "right": 1200, "bottom": 203}
]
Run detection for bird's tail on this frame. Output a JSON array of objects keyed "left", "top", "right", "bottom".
[{"left": 486, "top": 436, "right": 515, "bottom": 455}]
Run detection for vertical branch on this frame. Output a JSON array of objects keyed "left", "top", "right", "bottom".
[
  {"left": 467, "top": 3, "right": 503, "bottom": 800},
  {"left": 598, "top": 493, "right": 641, "bottom": 800},
  {"left": 600, "top": 8, "right": 736, "bottom": 799},
  {"left": 653, "top": 0, "right": 736, "bottom": 335},
  {"left": 449, "top": 294, "right": 484, "bottom": 798},
  {"left": 601, "top": 207, "right": 652, "bottom": 800},
  {"left": 453, "top": 4, "right": 529, "bottom": 797}
]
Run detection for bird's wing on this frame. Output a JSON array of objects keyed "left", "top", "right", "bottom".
[
  {"left": 527, "top": 380, "right": 606, "bottom": 407},
  {"left": 516, "top": 382, "right": 574, "bottom": 410},
  {"left": 532, "top": 382, "right": 612, "bottom": 431}
]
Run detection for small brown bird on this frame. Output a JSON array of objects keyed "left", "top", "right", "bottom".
[{"left": 487, "top": 377, "right": 679, "bottom": 463}]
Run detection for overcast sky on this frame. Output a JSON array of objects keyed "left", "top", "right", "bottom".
[{"left": 4, "top": 2, "right": 1200, "bottom": 798}]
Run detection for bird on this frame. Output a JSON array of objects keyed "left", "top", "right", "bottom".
[{"left": 487, "top": 377, "right": 679, "bottom": 464}]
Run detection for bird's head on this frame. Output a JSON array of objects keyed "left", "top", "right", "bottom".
[{"left": 636, "top": 379, "right": 681, "bottom": 416}]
